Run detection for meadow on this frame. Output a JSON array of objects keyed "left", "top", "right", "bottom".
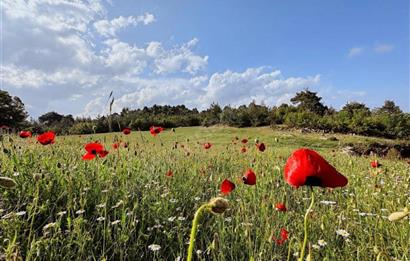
[{"left": 0, "top": 127, "right": 409, "bottom": 261}]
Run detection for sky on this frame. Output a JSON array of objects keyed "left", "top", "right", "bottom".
[{"left": 1, "top": 0, "right": 409, "bottom": 119}]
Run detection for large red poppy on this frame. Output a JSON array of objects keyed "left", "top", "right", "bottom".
[
  {"left": 122, "top": 128, "right": 131, "bottom": 135},
  {"left": 220, "top": 179, "right": 236, "bottom": 195},
  {"left": 203, "top": 142, "right": 212, "bottom": 150},
  {"left": 150, "top": 126, "right": 164, "bottom": 136},
  {"left": 19, "top": 131, "right": 32, "bottom": 138},
  {"left": 82, "top": 143, "right": 109, "bottom": 160},
  {"left": 242, "top": 169, "right": 256, "bottom": 185},
  {"left": 256, "top": 143, "right": 266, "bottom": 152},
  {"left": 37, "top": 131, "right": 55, "bottom": 145},
  {"left": 284, "top": 148, "right": 348, "bottom": 188}
]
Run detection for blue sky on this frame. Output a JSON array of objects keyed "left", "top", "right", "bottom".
[{"left": 1, "top": 0, "right": 409, "bottom": 117}]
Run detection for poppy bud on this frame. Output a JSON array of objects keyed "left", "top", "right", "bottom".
[
  {"left": 388, "top": 207, "right": 409, "bottom": 221},
  {"left": 207, "top": 197, "right": 229, "bottom": 214},
  {"left": 0, "top": 176, "right": 17, "bottom": 189}
]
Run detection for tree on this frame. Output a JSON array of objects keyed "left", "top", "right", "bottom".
[
  {"left": 0, "top": 90, "right": 28, "bottom": 128},
  {"left": 375, "top": 100, "right": 402, "bottom": 114},
  {"left": 39, "top": 111, "right": 64, "bottom": 125},
  {"left": 290, "top": 90, "right": 328, "bottom": 115},
  {"left": 340, "top": 102, "right": 370, "bottom": 117}
]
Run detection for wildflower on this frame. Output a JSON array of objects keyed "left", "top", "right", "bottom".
[
  {"left": 150, "top": 126, "right": 164, "bottom": 136},
  {"left": 284, "top": 148, "right": 348, "bottom": 188},
  {"left": 220, "top": 179, "right": 236, "bottom": 195},
  {"left": 148, "top": 244, "right": 161, "bottom": 252},
  {"left": 240, "top": 147, "right": 247, "bottom": 153},
  {"left": 312, "top": 244, "right": 320, "bottom": 250},
  {"left": 76, "top": 209, "right": 85, "bottom": 215},
  {"left": 37, "top": 131, "right": 55, "bottom": 145},
  {"left": 16, "top": 211, "right": 27, "bottom": 216},
  {"left": 318, "top": 239, "right": 327, "bottom": 247},
  {"left": 203, "top": 142, "right": 212, "bottom": 149},
  {"left": 336, "top": 229, "right": 350, "bottom": 238},
  {"left": 241, "top": 138, "right": 248, "bottom": 144},
  {"left": 112, "top": 142, "right": 120, "bottom": 149},
  {"left": 319, "top": 200, "right": 337, "bottom": 205},
  {"left": 370, "top": 159, "right": 382, "bottom": 168},
  {"left": 178, "top": 216, "right": 186, "bottom": 221},
  {"left": 43, "top": 222, "right": 56, "bottom": 230},
  {"left": 242, "top": 169, "right": 256, "bottom": 185},
  {"left": 57, "top": 211, "right": 67, "bottom": 216},
  {"left": 111, "top": 220, "right": 120, "bottom": 225},
  {"left": 82, "top": 143, "right": 109, "bottom": 160},
  {"left": 256, "top": 142, "right": 265, "bottom": 152},
  {"left": 167, "top": 216, "right": 176, "bottom": 222},
  {"left": 97, "top": 217, "right": 105, "bottom": 222},
  {"left": 272, "top": 228, "right": 289, "bottom": 245},
  {"left": 19, "top": 131, "right": 32, "bottom": 138},
  {"left": 122, "top": 128, "right": 131, "bottom": 135},
  {"left": 96, "top": 203, "right": 106, "bottom": 208},
  {"left": 166, "top": 170, "right": 173, "bottom": 177},
  {"left": 275, "top": 203, "right": 287, "bottom": 212}
]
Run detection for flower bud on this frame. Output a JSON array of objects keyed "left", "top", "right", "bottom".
[
  {"left": 0, "top": 176, "right": 16, "bottom": 189},
  {"left": 207, "top": 197, "right": 229, "bottom": 214}
]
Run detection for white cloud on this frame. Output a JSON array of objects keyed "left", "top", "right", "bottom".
[
  {"left": 347, "top": 47, "right": 364, "bottom": 58},
  {"left": 94, "top": 13, "right": 155, "bottom": 37},
  {"left": 373, "top": 44, "right": 394, "bottom": 54},
  {"left": 81, "top": 68, "right": 320, "bottom": 117},
  {"left": 1, "top": 0, "right": 321, "bottom": 118}
]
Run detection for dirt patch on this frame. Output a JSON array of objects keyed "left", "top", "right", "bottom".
[{"left": 341, "top": 142, "right": 410, "bottom": 159}]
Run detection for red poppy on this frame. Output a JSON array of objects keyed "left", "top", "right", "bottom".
[
  {"left": 242, "top": 169, "right": 256, "bottom": 185},
  {"left": 122, "top": 128, "right": 131, "bottom": 135},
  {"left": 220, "top": 179, "right": 236, "bottom": 195},
  {"left": 284, "top": 148, "right": 348, "bottom": 188},
  {"left": 19, "top": 131, "right": 32, "bottom": 138},
  {"left": 166, "top": 170, "right": 173, "bottom": 177},
  {"left": 112, "top": 142, "right": 120, "bottom": 149},
  {"left": 272, "top": 228, "right": 289, "bottom": 245},
  {"left": 275, "top": 203, "right": 287, "bottom": 212},
  {"left": 241, "top": 138, "right": 248, "bottom": 144},
  {"left": 370, "top": 160, "right": 381, "bottom": 168},
  {"left": 256, "top": 143, "right": 266, "bottom": 152},
  {"left": 37, "top": 131, "right": 56, "bottom": 145},
  {"left": 82, "top": 143, "right": 109, "bottom": 160},
  {"left": 241, "top": 147, "right": 247, "bottom": 153},
  {"left": 150, "top": 126, "right": 164, "bottom": 136},
  {"left": 203, "top": 142, "right": 212, "bottom": 149}
]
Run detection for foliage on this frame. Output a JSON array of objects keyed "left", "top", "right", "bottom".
[{"left": 0, "top": 90, "right": 28, "bottom": 128}]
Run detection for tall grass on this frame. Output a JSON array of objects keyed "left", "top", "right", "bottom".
[{"left": 0, "top": 127, "right": 409, "bottom": 260}]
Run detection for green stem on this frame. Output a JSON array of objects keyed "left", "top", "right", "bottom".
[
  {"left": 187, "top": 204, "right": 208, "bottom": 261},
  {"left": 298, "top": 190, "right": 315, "bottom": 261}
]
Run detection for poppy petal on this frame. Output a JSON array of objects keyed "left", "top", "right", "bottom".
[
  {"left": 82, "top": 153, "right": 96, "bottom": 160},
  {"left": 220, "top": 179, "right": 236, "bottom": 195},
  {"left": 284, "top": 148, "right": 348, "bottom": 188}
]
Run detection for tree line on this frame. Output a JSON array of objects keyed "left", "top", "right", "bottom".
[{"left": 1, "top": 89, "right": 409, "bottom": 139}]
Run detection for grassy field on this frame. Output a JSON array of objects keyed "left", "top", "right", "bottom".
[{"left": 1, "top": 127, "right": 409, "bottom": 260}]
